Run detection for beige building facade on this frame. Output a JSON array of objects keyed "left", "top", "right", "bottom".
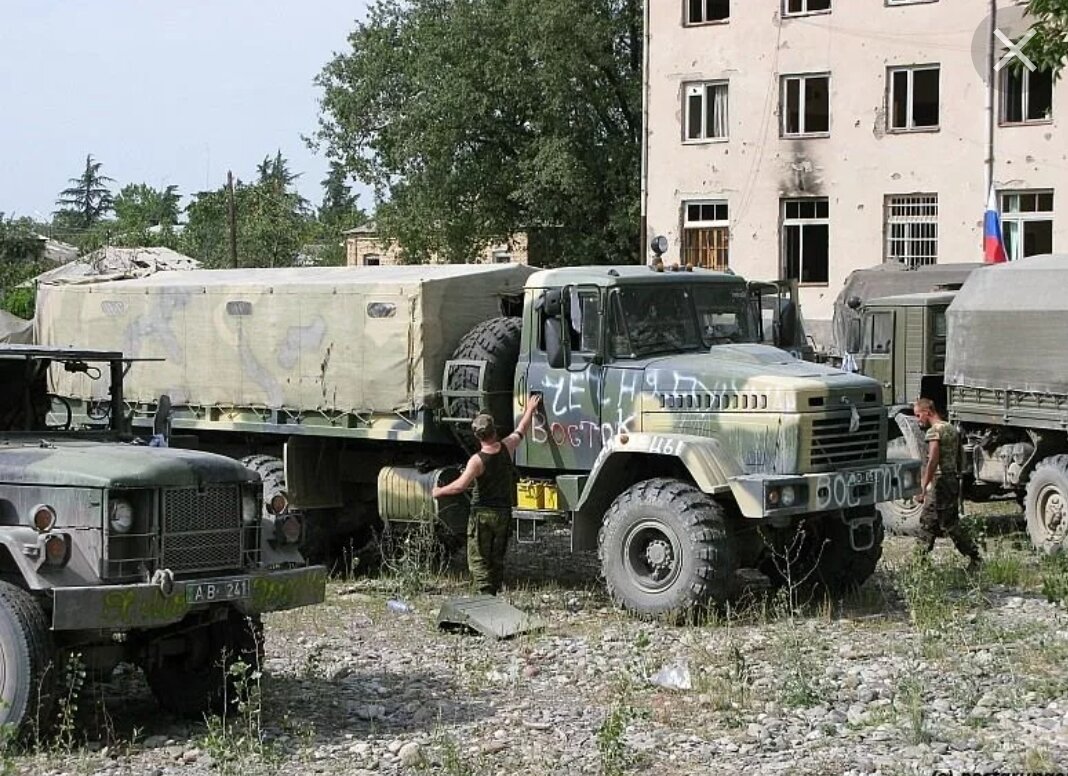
[
  {"left": 345, "top": 226, "right": 530, "bottom": 267},
  {"left": 646, "top": 0, "right": 1066, "bottom": 334}
]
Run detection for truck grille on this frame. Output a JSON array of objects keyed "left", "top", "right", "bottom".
[
  {"left": 809, "top": 410, "right": 883, "bottom": 470},
  {"left": 161, "top": 486, "right": 243, "bottom": 573}
]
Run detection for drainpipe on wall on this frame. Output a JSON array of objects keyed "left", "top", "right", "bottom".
[
  {"left": 984, "top": 0, "right": 997, "bottom": 199},
  {"left": 639, "top": 0, "right": 651, "bottom": 264}
]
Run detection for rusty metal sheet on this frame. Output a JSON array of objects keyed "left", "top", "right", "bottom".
[{"left": 437, "top": 595, "right": 545, "bottom": 639}]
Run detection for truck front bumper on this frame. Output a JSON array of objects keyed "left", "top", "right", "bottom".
[
  {"left": 728, "top": 460, "right": 922, "bottom": 519},
  {"left": 51, "top": 565, "right": 327, "bottom": 632}
]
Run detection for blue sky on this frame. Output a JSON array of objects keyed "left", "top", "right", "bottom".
[{"left": 0, "top": 0, "right": 370, "bottom": 222}]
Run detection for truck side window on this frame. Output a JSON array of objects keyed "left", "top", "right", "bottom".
[
  {"left": 870, "top": 312, "right": 893, "bottom": 354},
  {"left": 569, "top": 288, "right": 602, "bottom": 355}
]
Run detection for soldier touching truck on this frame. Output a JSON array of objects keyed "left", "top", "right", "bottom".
[{"left": 432, "top": 394, "right": 542, "bottom": 594}]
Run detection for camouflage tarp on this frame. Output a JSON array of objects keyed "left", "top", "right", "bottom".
[
  {"left": 945, "top": 254, "right": 1068, "bottom": 395},
  {"left": 0, "top": 311, "right": 32, "bottom": 344},
  {"left": 35, "top": 264, "right": 535, "bottom": 413},
  {"left": 832, "top": 262, "right": 982, "bottom": 354}
]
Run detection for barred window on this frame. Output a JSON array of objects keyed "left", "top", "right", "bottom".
[
  {"left": 682, "top": 200, "right": 729, "bottom": 270},
  {"left": 885, "top": 194, "right": 938, "bottom": 267}
]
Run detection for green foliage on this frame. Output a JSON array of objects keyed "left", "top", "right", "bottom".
[
  {"left": 114, "top": 183, "right": 181, "bottom": 230},
  {"left": 54, "top": 155, "right": 115, "bottom": 229},
  {"left": 0, "top": 216, "right": 45, "bottom": 318},
  {"left": 315, "top": 0, "right": 641, "bottom": 266},
  {"left": 597, "top": 675, "right": 643, "bottom": 776},
  {"left": 1041, "top": 552, "right": 1068, "bottom": 606},
  {"left": 1024, "top": 0, "right": 1068, "bottom": 76},
  {"left": 182, "top": 152, "right": 314, "bottom": 268}
]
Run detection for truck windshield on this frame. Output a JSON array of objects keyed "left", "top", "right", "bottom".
[
  {"left": 0, "top": 357, "right": 116, "bottom": 433},
  {"left": 611, "top": 284, "right": 754, "bottom": 358}
]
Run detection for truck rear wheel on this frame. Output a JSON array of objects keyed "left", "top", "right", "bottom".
[
  {"left": 598, "top": 478, "right": 737, "bottom": 618},
  {"left": 1025, "top": 455, "right": 1068, "bottom": 553},
  {"left": 446, "top": 317, "right": 522, "bottom": 450},
  {"left": 145, "top": 611, "right": 264, "bottom": 718},
  {"left": 877, "top": 414, "right": 926, "bottom": 536},
  {"left": 0, "top": 582, "right": 54, "bottom": 737}
]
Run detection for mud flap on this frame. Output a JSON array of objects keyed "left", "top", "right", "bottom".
[
  {"left": 846, "top": 515, "right": 877, "bottom": 553},
  {"left": 436, "top": 595, "right": 545, "bottom": 639}
]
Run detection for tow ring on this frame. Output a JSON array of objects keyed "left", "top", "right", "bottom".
[{"left": 151, "top": 568, "right": 176, "bottom": 598}]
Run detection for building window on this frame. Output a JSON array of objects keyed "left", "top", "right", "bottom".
[
  {"left": 492, "top": 249, "right": 513, "bottom": 263},
  {"left": 782, "top": 74, "right": 830, "bottom": 137},
  {"left": 781, "top": 198, "right": 829, "bottom": 285},
  {"left": 685, "top": 82, "right": 729, "bottom": 141},
  {"left": 885, "top": 194, "right": 938, "bottom": 267},
  {"left": 1001, "top": 67, "right": 1053, "bottom": 124},
  {"left": 886, "top": 0, "right": 937, "bottom": 5},
  {"left": 682, "top": 200, "right": 730, "bottom": 270},
  {"left": 363, "top": 254, "right": 381, "bottom": 266},
  {"left": 889, "top": 65, "right": 940, "bottom": 131},
  {"left": 784, "top": 0, "right": 831, "bottom": 16},
  {"left": 1001, "top": 190, "right": 1054, "bottom": 261},
  {"left": 687, "top": 0, "right": 729, "bottom": 25}
]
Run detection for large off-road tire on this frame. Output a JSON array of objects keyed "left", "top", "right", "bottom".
[
  {"left": 877, "top": 413, "right": 927, "bottom": 536},
  {"left": 1024, "top": 455, "right": 1068, "bottom": 553},
  {"left": 763, "top": 512, "right": 884, "bottom": 597},
  {"left": 446, "top": 317, "right": 522, "bottom": 451},
  {"left": 0, "top": 582, "right": 55, "bottom": 737},
  {"left": 598, "top": 478, "right": 737, "bottom": 618},
  {"left": 241, "top": 454, "right": 332, "bottom": 563},
  {"left": 145, "top": 610, "right": 264, "bottom": 718}
]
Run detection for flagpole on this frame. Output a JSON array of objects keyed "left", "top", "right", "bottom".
[{"left": 984, "top": 0, "right": 997, "bottom": 198}]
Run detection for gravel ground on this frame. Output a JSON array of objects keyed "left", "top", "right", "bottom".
[{"left": 11, "top": 505, "right": 1068, "bottom": 776}]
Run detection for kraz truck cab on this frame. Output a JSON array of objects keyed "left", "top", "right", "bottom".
[
  {"left": 0, "top": 345, "right": 325, "bottom": 734},
  {"left": 443, "top": 266, "right": 921, "bottom": 616}
]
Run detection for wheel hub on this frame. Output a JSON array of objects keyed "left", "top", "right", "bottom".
[
  {"left": 644, "top": 539, "right": 673, "bottom": 575},
  {"left": 1041, "top": 488, "right": 1066, "bottom": 533}
]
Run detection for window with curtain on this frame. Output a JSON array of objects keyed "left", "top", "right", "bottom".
[{"left": 684, "top": 82, "right": 729, "bottom": 141}]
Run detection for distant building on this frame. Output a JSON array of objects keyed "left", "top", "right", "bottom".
[
  {"left": 344, "top": 224, "right": 531, "bottom": 267},
  {"left": 645, "top": 0, "right": 1066, "bottom": 337}
]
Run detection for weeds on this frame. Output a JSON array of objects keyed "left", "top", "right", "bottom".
[
  {"left": 1040, "top": 552, "right": 1068, "bottom": 606},
  {"left": 53, "top": 652, "right": 86, "bottom": 755},
  {"left": 378, "top": 519, "right": 452, "bottom": 599},
  {"left": 597, "top": 676, "right": 643, "bottom": 776},
  {"left": 895, "top": 674, "right": 930, "bottom": 744}
]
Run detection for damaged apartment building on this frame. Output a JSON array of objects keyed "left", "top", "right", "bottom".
[{"left": 643, "top": 0, "right": 1066, "bottom": 341}]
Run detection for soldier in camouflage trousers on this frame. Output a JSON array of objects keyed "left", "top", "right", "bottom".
[
  {"left": 913, "top": 398, "right": 982, "bottom": 570},
  {"left": 433, "top": 394, "right": 542, "bottom": 594}
]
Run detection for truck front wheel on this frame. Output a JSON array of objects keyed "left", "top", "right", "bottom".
[
  {"left": 0, "top": 582, "right": 54, "bottom": 737},
  {"left": 598, "top": 478, "right": 737, "bottom": 618},
  {"left": 145, "top": 610, "right": 264, "bottom": 718},
  {"left": 1025, "top": 455, "right": 1068, "bottom": 553}
]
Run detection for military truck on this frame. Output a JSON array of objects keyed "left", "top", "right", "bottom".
[
  {"left": 0, "top": 345, "right": 325, "bottom": 734},
  {"left": 841, "top": 254, "right": 1068, "bottom": 552},
  {"left": 36, "top": 264, "right": 920, "bottom": 617}
]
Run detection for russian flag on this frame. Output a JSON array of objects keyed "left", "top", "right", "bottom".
[{"left": 984, "top": 189, "right": 1008, "bottom": 264}]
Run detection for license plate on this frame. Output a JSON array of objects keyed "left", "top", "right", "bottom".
[
  {"left": 185, "top": 577, "right": 251, "bottom": 604},
  {"left": 846, "top": 470, "right": 878, "bottom": 486}
]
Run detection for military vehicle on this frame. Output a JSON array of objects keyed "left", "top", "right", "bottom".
[
  {"left": 36, "top": 264, "right": 920, "bottom": 617},
  {"left": 840, "top": 254, "right": 1068, "bottom": 552},
  {"left": 0, "top": 345, "right": 325, "bottom": 734}
]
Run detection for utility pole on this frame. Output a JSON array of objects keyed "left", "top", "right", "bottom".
[
  {"left": 984, "top": 0, "right": 997, "bottom": 199},
  {"left": 226, "top": 170, "right": 238, "bottom": 269},
  {"left": 639, "top": 0, "right": 651, "bottom": 264}
]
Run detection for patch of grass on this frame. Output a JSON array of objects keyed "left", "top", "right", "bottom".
[
  {"left": 895, "top": 674, "right": 931, "bottom": 744},
  {"left": 200, "top": 653, "right": 281, "bottom": 775},
  {"left": 1040, "top": 552, "right": 1068, "bottom": 606},
  {"left": 597, "top": 675, "right": 646, "bottom": 776},
  {"left": 1022, "top": 747, "right": 1057, "bottom": 770},
  {"left": 53, "top": 652, "right": 87, "bottom": 755},
  {"left": 377, "top": 519, "right": 453, "bottom": 599},
  {"left": 773, "top": 625, "right": 826, "bottom": 709}
]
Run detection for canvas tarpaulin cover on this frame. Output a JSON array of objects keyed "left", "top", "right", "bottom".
[
  {"left": 0, "top": 311, "right": 32, "bottom": 344},
  {"left": 35, "top": 264, "right": 535, "bottom": 413},
  {"left": 945, "top": 254, "right": 1068, "bottom": 395}
]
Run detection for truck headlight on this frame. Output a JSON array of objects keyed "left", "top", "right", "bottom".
[
  {"left": 241, "top": 491, "right": 260, "bottom": 525},
  {"left": 275, "top": 515, "right": 302, "bottom": 544},
  {"left": 780, "top": 485, "right": 797, "bottom": 507},
  {"left": 109, "top": 499, "right": 135, "bottom": 534},
  {"left": 901, "top": 468, "right": 915, "bottom": 490}
]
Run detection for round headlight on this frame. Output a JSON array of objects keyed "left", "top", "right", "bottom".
[
  {"left": 780, "top": 485, "right": 797, "bottom": 508},
  {"left": 109, "top": 499, "right": 135, "bottom": 534},
  {"left": 268, "top": 492, "right": 289, "bottom": 516},
  {"left": 32, "top": 504, "right": 57, "bottom": 533},
  {"left": 901, "top": 469, "right": 915, "bottom": 489},
  {"left": 767, "top": 488, "right": 781, "bottom": 506},
  {"left": 277, "top": 515, "right": 302, "bottom": 544},
  {"left": 241, "top": 492, "right": 259, "bottom": 525}
]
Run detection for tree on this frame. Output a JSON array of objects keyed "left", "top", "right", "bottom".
[
  {"left": 1025, "top": 0, "right": 1068, "bottom": 76},
  {"left": 114, "top": 183, "right": 181, "bottom": 231},
  {"left": 316, "top": 162, "right": 368, "bottom": 265},
  {"left": 54, "top": 154, "right": 115, "bottom": 228},
  {"left": 0, "top": 215, "right": 45, "bottom": 318},
  {"left": 182, "top": 155, "right": 313, "bottom": 269},
  {"left": 314, "top": 0, "right": 642, "bottom": 265}
]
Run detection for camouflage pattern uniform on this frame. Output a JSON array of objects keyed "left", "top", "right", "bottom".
[
  {"left": 917, "top": 420, "right": 981, "bottom": 561},
  {"left": 467, "top": 446, "right": 516, "bottom": 595}
]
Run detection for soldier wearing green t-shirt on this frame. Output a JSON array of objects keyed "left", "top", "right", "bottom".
[{"left": 913, "top": 398, "right": 982, "bottom": 569}]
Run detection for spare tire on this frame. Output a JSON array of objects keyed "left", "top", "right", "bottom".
[{"left": 446, "top": 317, "right": 522, "bottom": 450}]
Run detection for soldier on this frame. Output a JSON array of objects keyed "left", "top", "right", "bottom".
[
  {"left": 432, "top": 394, "right": 542, "bottom": 595},
  {"left": 913, "top": 398, "right": 982, "bottom": 570}
]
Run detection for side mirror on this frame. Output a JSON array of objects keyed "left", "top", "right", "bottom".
[
  {"left": 152, "top": 394, "right": 172, "bottom": 446},
  {"left": 539, "top": 289, "right": 569, "bottom": 369}
]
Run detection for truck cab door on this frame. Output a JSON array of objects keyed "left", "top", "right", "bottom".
[
  {"left": 859, "top": 309, "right": 895, "bottom": 401},
  {"left": 516, "top": 285, "right": 606, "bottom": 472},
  {"left": 748, "top": 279, "right": 809, "bottom": 358}
]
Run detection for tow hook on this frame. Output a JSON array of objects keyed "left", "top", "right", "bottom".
[
  {"left": 847, "top": 517, "right": 876, "bottom": 553},
  {"left": 150, "top": 568, "right": 176, "bottom": 598}
]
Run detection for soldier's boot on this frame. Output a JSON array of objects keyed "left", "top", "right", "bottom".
[{"left": 948, "top": 524, "right": 982, "bottom": 571}]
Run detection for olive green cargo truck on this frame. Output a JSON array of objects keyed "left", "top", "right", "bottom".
[{"left": 36, "top": 264, "right": 919, "bottom": 617}]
